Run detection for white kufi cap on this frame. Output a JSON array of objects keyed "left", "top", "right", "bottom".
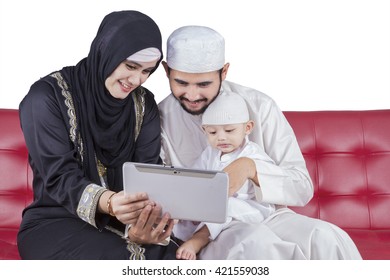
[
  {"left": 167, "top": 26, "right": 225, "bottom": 73},
  {"left": 202, "top": 92, "right": 249, "bottom": 125}
]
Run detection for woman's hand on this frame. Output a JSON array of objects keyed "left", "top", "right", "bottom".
[
  {"left": 127, "top": 204, "right": 174, "bottom": 244},
  {"left": 99, "top": 191, "right": 174, "bottom": 244},
  {"left": 223, "top": 157, "right": 258, "bottom": 196},
  {"left": 99, "top": 191, "right": 154, "bottom": 225}
]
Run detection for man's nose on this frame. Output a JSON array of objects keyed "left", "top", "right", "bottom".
[{"left": 185, "top": 86, "right": 201, "bottom": 101}]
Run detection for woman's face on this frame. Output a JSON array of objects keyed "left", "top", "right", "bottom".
[{"left": 105, "top": 59, "right": 159, "bottom": 99}]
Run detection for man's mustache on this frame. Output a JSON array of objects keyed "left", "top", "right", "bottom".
[{"left": 179, "top": 96, "right": 207, "bottom": 103}]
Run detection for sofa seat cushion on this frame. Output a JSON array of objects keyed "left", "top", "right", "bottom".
[
  {"left": 0, "top": 229, "right": 20, "bottom": 260},
  {"left": 345, "top": 229, "right": 390, "bottom": 260}
]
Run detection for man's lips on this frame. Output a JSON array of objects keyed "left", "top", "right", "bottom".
[
  {"left": 180, "top": 97, "right": 207, "bottom": 105},
  {"left": 180, "top": 98, "right": 208, "bottom": 110}
]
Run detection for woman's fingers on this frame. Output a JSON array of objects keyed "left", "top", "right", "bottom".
[
  {"left": 113, "top": 192, "right": 175, "bottom": 244},
  {"left": 120, "top": 209, "right": 144, "bottom": 225},
  {"left": 127, "top": 204, "right": 174, "bottom": 244},
  {"left": 149, "top": 211, "right": 174, "bottom": 244},
  {"left": 128, "top": 204, "right": 153, "bottom": 243},
  {"left": 159, "top": 218, "right": 175, "bottom": 241},
  {"left": 123, "top": 191, "right": 148, "bottom": 202},
  {"left": 113, "top": 192, "right": 155, "bottom": 224}
]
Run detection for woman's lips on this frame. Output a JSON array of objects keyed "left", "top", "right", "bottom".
[{"left": 119, "top": 81, "right": 133, "bottom": 92}]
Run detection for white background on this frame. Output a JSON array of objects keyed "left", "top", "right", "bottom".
[
  {"left": 1, "top": 1, "right": 389, "bottom": 273},
  {"left": 1, "top": 260, "right": 389, "bottom": 279},
  {"left": 0, "top": 0, "right": 389, "bottom": 110}
]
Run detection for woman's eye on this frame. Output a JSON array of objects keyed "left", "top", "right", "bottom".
[{"left": 126, "top": 64, "right": 137, "bottom": 70}]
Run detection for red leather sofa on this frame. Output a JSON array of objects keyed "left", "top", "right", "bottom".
[
  {"left": 286, "top": 110, "right": 390, "bottom": 260},
  {"left": 0, "top": 109, "right": 33, "bottom": 260},
  {"left": 1, "top": 108, "right": 389, "bottom": 259}
]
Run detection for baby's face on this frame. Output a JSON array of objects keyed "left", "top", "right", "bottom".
[{"left": 203, "top": 123, "right": 248, "bottom": 155}]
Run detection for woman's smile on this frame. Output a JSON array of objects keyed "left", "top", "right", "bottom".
[{"left": 119, "top": 80, "right": 133, "bottom": 93}]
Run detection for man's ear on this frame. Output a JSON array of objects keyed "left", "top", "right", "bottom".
[
  {"left": 162, "top": 61, "right": 169, "bottom": 77},
  {"left": 221, "top": 63, "right": 230, "bottom": 81},
  {"left": 202, "top": 125, "right": 212, "bottom": 136},
  {"left": 245, "top": 120, "right": 255, "bottom": 135}
]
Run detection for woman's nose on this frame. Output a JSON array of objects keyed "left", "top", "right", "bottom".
[{"left": 127, "top": 72, "right": 142, "bottom": 87}]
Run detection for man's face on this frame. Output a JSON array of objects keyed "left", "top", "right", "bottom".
[{"left": 164, "top": 64, "right": 229, "bottom": 115}]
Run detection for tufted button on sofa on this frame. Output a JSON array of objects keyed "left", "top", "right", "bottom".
[
  {"left": 0, "top": 108, "right": 389, "bottom": 259},
  {"left": 286, "top": 110, "right": 390, "bottom": 260},
  {"left": 0, "top": 109, "right": 33, "bottom": 260}
]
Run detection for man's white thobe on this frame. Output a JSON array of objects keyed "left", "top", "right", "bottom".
[{"left": 159, "top": 80, "right": 362, "bottom": 259}]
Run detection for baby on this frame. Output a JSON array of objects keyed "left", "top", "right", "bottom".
[{"left": 174, "top": 92, "right": 276, "bottom": 260}]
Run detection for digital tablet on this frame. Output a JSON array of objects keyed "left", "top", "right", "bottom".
[{"left": 122, "top": 162, "right": 228, "bottom": 223}]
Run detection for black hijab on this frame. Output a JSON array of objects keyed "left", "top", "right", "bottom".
[{"left": 61, "top": 10, "right": 163, "bottom": 189}]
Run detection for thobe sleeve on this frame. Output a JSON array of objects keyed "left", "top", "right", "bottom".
[
  {"left": 191, "top": 147, "right": 211, "bottom": 169},
  {"left": 253, "top": 100, "right": 313, "bottom": 207}
]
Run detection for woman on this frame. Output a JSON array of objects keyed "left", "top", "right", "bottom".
[{"left": 17, "top": 10, "right": 178, "bottom": 259}]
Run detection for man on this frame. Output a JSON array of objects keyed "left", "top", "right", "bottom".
[{"left": 158, "top": 25, "right": 361, "bottom": 259}]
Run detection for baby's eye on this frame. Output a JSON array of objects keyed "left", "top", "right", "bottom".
[
  {"left": 208, "top": 131, "right": 216, "bottom": 135},
  {"left": 225, "top": 129, "right": 234, "bottom": 133}
]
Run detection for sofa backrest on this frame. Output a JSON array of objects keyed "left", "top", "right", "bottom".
[
  {"left": 285, "top": 110, "right": 390, "bottom": 230},
  {"left": 1, "top": 109, "right": 390, "bottom": 241},
  {"left": 0, "top": 109, "right": 33, "bottom": 241}
]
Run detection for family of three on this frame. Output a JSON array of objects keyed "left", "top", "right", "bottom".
[{"left": 17, "top": 10, "right": 362, "bottom": 260}]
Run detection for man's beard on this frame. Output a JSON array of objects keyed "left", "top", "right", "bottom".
[
  {"left": 174, "top": 83, "right": 222, "bottom": 116},
  {"left": 178, "top": 96, "right": 212, "bottom": 115}
]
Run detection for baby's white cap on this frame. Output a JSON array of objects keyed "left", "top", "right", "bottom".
[{"left": 202, "top": 92, "right": 249, "bottom": 125}]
